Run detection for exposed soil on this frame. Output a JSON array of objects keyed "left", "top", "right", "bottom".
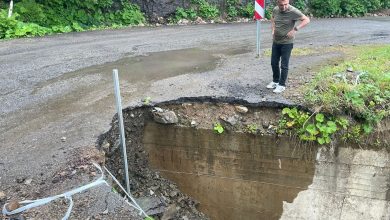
[{"left": 98, "top": 99, "right": 295, "bottom": 219}]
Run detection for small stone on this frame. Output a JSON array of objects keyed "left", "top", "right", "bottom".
[
  {"left": 190, "top": 120, "right": 197, "bottom": 127},
  {"left": 162, "top": 204, "right": 177, "bottom": 220},
  {"left": 347, "top": 67, "right": 353, "bottom": 72},
  {"left": 16, "top": 177, "right": 25, "bottom": 184},
  {"left": 102, "top": 141, "right": 110, "bottom": 151},
  {"left": 130, "top": 113, "right": 135, "bottom": 118},
  {"left": 169, "top": 190, "right": 178, "bottom": 197},
  {"left": 261, "top": 97, "right": 266, "bottom": 102},
  {"left": 153, "top": 107, "right": 164, "bottom": 113},
  {"left": 149, "top": 190, "right": 155, "bottom": 195},
  {"left": 6, "top": 201, "right": 20, "bottom": 211},
  {"left": 220, "top": 115, "right": 240, "bottom": 126},
  {"left": 60, "top": 137, "right": 66, "bottom": 142},
  {"left": 262, "top": 121, "right": 269, "bottom": 129},
  {"left": 153, "top": 111, "right": 178, "bottom": 124},
  {"left": 235, "top": 105, "right": 248, "bottom": 113},
  {"left": 0, "top": 191, "right": 6, "bottom": 201},
  {"left": 24, "top": 178, "right": 32, "bottom": 185},
  {"left": 102, "top": 209, "right": 109, "bottom": 215}
]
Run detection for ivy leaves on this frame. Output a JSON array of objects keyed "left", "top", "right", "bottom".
[{"left": 279, "top": 108, "right": 353, "bottom": 145}]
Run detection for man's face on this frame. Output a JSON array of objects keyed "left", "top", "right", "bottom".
[{"left": 278, "top": 0, "right": 289, "bottom": 12}]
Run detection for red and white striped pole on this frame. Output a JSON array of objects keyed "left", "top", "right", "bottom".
[{"left": 254, "top": 0, "right": 265, "bottom": 57}]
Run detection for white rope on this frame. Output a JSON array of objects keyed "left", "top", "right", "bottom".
[{"left": 2, "top": 163, "right": 150, "bottom": 219}]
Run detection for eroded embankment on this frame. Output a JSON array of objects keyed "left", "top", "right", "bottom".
[{"left": 99, "top": 97, "right": 390, "bottom": 220}]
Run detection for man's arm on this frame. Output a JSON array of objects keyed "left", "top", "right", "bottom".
[
  {"left": 295, "top": 15, "right": 310, "bottom": 31},
  {"left": 287, "top": 15, "right": 310, "bottom": 38},
  {"left": 271, "top": 16, "right": 275, "bottom": 37}
]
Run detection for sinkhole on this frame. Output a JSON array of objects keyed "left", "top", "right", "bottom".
[{"left": 100, "top": 98, "right": 316, "bottom": 220}]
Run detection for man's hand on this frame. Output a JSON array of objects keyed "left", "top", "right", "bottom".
[{"left": 286, "top": 29, "right": 296, "bottom": 38}]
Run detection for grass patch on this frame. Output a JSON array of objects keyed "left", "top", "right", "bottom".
[
  {"left": 279, "top": 45, "right": 390, "bottom": 145},
  {"left": 263, "top": 46, "right": 340, "bottom": 57}
]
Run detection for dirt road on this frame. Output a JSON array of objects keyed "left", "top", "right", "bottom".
[{"left": 0, "top": 17, "right": 389, "bottom": 218}]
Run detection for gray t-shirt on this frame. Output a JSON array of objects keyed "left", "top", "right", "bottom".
[{"left": 273, "top": 5, "right": 304, "bottom": 44}]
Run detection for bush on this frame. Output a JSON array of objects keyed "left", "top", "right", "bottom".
[
  {"left": 366, "top": 0, "right": 382, "bottom": 12},
  {"left": 340, "top": 0, "right": 366, "bottom": 16},
  {"left": 14, "top": 0, "right": 46, "bottom": 24},
  {"left": 173, "top": 7, "right": 197, "bottom": 21},
  {"left": 197, "top": 1, "right": 219, "bottom": 20},
  {"left": 292, "top": 0, "right": 307, "bottom": 12},
  {"left": 226, "top": 0, "right": 239, "bottom": 19},
  {"left": 0, "top": 9, "right": 18, "bottom": 39},
  {"left": 120, "top": 2, "right": 145, "bottom": 25},
  {"left": 309, "top": 0, "right": 342, "bottom": 17},
  {"left": 239, "top": 2, "right": 254, "bottom": 18}
]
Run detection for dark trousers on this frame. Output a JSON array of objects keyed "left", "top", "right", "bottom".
[{"left": 271, "top": 43, "right": 293, "bottom": 86}]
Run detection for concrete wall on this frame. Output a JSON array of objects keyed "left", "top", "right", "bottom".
[
  {"left": 280, "top": 147, "right": 390, "bottom": 220},
  {"left": 143, "top": 121, "right": 390, "bottom": 220},
  {"left": 143, "top": 122, "right": 316, "bottom": 220}
]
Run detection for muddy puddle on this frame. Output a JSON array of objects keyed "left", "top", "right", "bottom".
[
  {"left": 143, "top": 122, "right": 315, "bottom": 220},
  {"left": 33, "top": 48, "right": 221, "bottom": 94},
  {"left": 5, "top": 47, "right": 250, "bottom": 135}
]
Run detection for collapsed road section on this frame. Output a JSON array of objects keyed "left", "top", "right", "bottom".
[{"left": 100, "top": 97, "right": 390, "bottom": 220}]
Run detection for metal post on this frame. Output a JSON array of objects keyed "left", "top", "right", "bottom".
[
  {"left": 256, "top": 20, "right": 261, "bottom": 58},
  {"left": 8, "top": 0, "right": 13, "bottom": 18},
  {"left": 112, "top": 69, "right": 131, "bottom": 194}
]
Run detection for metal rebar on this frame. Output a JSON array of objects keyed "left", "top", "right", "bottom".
[{"left": 112, "top": 69, "right": 131, "bottom": 195}]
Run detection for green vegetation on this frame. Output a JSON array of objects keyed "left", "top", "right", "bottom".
[
  {"left": 263, "top": 47, "right": 324, "bottom": 57},
  {"left": 171, "top": 0, "right": 256, "bottom": 23},
  {"left": 0, "top": 0, "right": 145, "bottom": 39},
  {"left": 279, "top": 45, "right": 390, "bottom": 145},
  {"left": 171, "top": 0, "right": 220, "bottom": 22},
  {"left": 0, "top": 0, "right": 388, "bottom": 39},
  {"left": 309, "top": 0, "right": 386, "bottom": 17},
  {"left": 143, "top": 97, "right": 152, "bottom": 105},
  {"left": 213, "top": 123, "right": 224, "bottom": 134},
  {"left": 246, "top": 124, "right": 258, "bottom": 134}
]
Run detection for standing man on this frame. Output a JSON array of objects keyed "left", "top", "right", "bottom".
[{"left": 266, "top": 0, "right": 310, "bottom": 93}]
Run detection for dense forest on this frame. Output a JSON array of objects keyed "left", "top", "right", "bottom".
[{"left": 0, "top": 0, "right": 389, "bottom": 39}]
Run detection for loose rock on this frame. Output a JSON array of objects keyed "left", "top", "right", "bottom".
[
  {"left": 153, "top": 111, "right": 178, "bottom": 124},
  {"left": 6, "top": 201, "right": 20, "bottom": 211},
  {"left": 0, "top": 191, "right": 6, "bottom": 201},
  {"left": 24, "top": 178, "right": 32, "bottom": 185},
  {"left": 235, "top": 105, "right": 248, "bottom": 113},
  {"left": 161, "top": 204, "right": 178, "bottom": 220}
]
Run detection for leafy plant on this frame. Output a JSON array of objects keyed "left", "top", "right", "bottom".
[
  {"left": 239, "top": 2, "right": 254, "bottom": 18},
  {"left": 340, "top": 0, "right": 367, "bottom": 16},
  {"left": 14, "top": 0, "right": 47, "bottom": 24},
  {"left": 213, "top": 123, "right": 224, "bottom": 134},
  {"left": 199, "top": 3, "right": 219, "bottom": 19},
  {"left": 226, "top": 0, "right": 239, "bottom": 19},
  {"left": 173, "top": 7, "right": 197, "bottom": 22},
  {"left": 292, "top": 0, "right": 307, "bottom": 12},
  {"left": 246, "top": 124, "right": 258, "bottom": 134},
  {"left": 143, "top": 97, "right": 151, "bottom": 105},
  {"left": 305, "top": 45, "right": 389, "bottom": 132},
  {"left": 279, "top": 108, "right": 343, "bottom": 145},
  {"left": 309, "top": 0, "right": 342, "bottom": 17},
  {"left": 120, "top": 1, "right": 145, "bottom": 25}
]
